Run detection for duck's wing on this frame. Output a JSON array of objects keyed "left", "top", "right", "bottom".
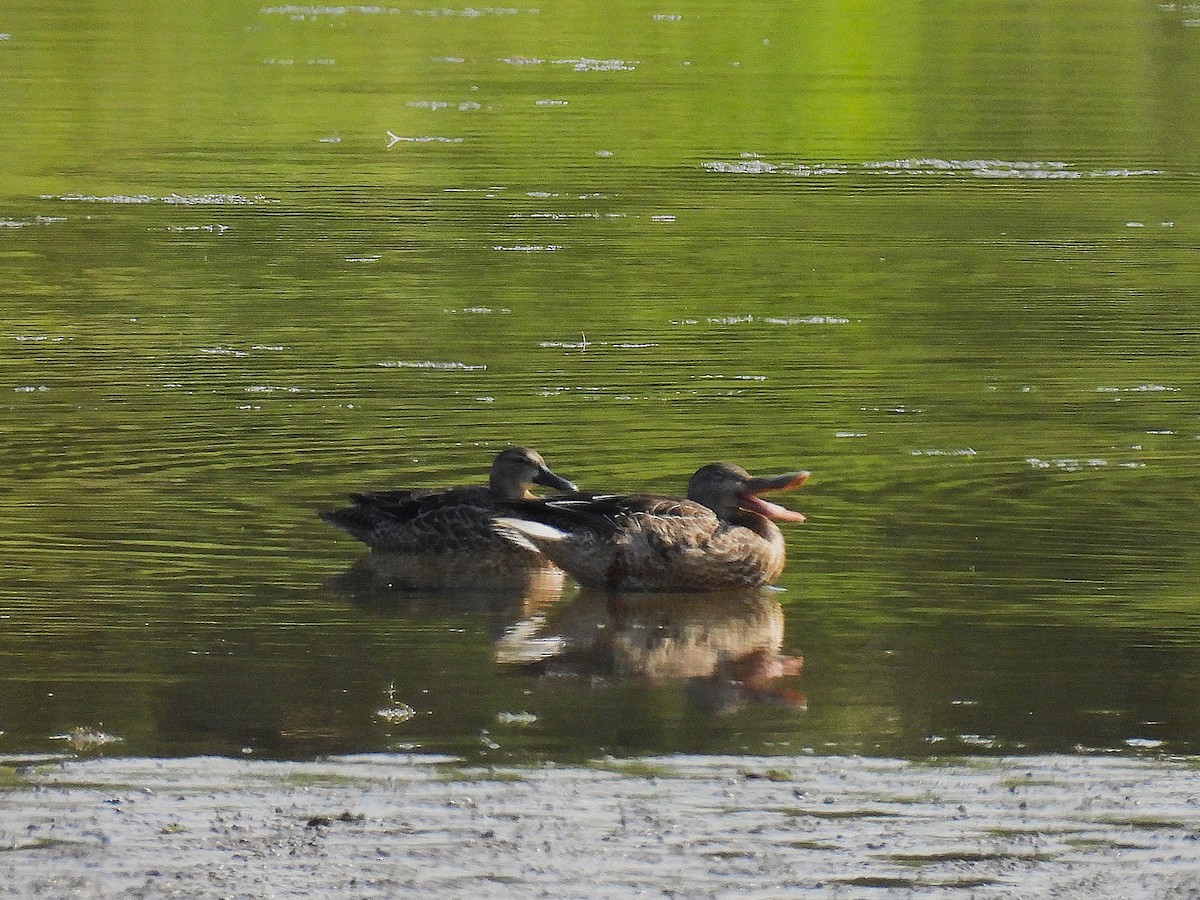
[
  {"left": 494, "top": 493, "right": 727, "bottom": 590},
  {"left": 347, "top": 487, "right": 422, "bottom": 506},
  {"left": 507, "top": 492, "right": 711, "bottom": 529},
  {"left": 320, "top": 486, "right": 500, "bottom": 551}
]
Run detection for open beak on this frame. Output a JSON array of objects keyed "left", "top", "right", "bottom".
[
  {"left": 533, "top": 466, "right": 577, "bottom": 493},
  {"left": 741, "top": 470, "right": 809, "bottom": 523}
]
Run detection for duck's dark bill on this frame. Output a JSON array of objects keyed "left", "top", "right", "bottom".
[
  {"left": 748, "top": 470, "right": 810, "bottom": 495},
  {"left": 534, "top": 468, "right": 578, "bottom": 492}
]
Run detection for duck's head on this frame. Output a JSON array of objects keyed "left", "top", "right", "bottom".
[
  {"left": 490, "top": 447, "right": 578, "bottom": 500},
  {"left": 686, "top": 462, "right": 808, "bottom": 523}
]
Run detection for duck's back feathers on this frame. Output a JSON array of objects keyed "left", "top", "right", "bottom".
[
  {"left": 320, "top": 486, "right": 504, "bottom": 553},
  {"left": 496, "top": 493, "right": 770, "bottom": 591}
]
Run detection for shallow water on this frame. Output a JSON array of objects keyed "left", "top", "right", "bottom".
[{"left": 2, "top": 1, "right": 1200, "bottom": 761}]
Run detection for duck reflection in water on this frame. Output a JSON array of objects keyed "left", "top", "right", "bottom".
[
  {"left": 497, "top": 588, "right": 806, "bottom": 714},
  {"left": 326, "top": 565, "right": 568, "bottom": 639},
  {"left": 319, "top": 447, "right": 577, "bottom": 592}
]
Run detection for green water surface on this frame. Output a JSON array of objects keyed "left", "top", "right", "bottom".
[{"left": 2, "top": 0, "right": 1200, "bottom": 760}]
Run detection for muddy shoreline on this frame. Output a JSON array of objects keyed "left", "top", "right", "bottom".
[{"left": 3, "top": 753, "right": 1199, "bottom": 898}]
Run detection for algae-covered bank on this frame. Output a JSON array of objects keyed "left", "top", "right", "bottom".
[{"left": 3, "top": 753, "right": 1199, "bottom": 898}]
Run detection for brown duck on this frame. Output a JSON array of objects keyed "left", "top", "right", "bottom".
[
  {"left": 494, "top": 462, "right": 808, "bottom": 592},
  {"left": 320, "top": 446, "right": 577, "bottom": 589}
]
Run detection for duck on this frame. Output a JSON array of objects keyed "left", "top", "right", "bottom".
[
  {"left": 319, "top": 446, "right": 577, "bottom": 590},
  {"left": 494, "top": 462, "right": 808, "bottom": 592}
]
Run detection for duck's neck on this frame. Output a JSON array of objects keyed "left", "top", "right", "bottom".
[
  {"left": 489, "top": 477, "right": 527, "bottom": 500},
  {"left": 729, "top": 509, "right": 783, "bottom": 543}
]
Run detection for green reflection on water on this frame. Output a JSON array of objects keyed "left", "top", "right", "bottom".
[{"left": 2, "top": 0, "right": 1199, "bottom": 760}]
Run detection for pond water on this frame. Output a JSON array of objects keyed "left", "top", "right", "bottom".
[{"left": 2, "top": 1, "right": 1200, "bottom": 762}]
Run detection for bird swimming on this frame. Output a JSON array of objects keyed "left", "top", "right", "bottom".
[
  {"left": 320, "top": 446, "right": 577, "bottom": 590},
  {"left": 494, "top": 462, "right": 808, "bottom": 592}
]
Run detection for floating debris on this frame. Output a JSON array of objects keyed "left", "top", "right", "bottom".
[
  {"left": 762, "top": 315, "right": 850, "bottom": 325},
  {"left": 1124, "top": 737, "right": 1165, "bottom": 749},
  {"left": 386, "top": 131, "right": 464, "bottom": 148},
  {"left": 552, "top": 57, "right": 638, "bottom": 72},
  {"left": 412, "top": 7, "right": 530, "bottom": 16},
  {"left": 496, "top": 711, "right": 538, "bottom": 726},
  {"left": 165, "top": 224, "right": 230, "bottom": 233},
  {"left": 910, "top": 448, "right": 977, "bottom": 457},
  {"left": 706, "top": 315, "right": 753, "bottom": 325},
  {"left": 702, "top": 157, "right": 1162, "bottom": 180},
  {"left": 1096, "top": 384, "right": 1179, "bottom": 393},
  {"left": 376, "top": 703, "right": 416, "bottom": 724},
  {"left": 1027, "top": 457, "right": 1115, "bottom": 472},
  {"left": 46, "top": 192, "right": 277, "bottom": 205},
  {"left": 164, "top": 193, "right": 275, "bottom": 205},
  {"left": 379, "top": 360, "right": 487, "bottom": 370},
  {"left": 49, "top": 727, "right": 125, "bottom": 751},
  {"left": 260, "top": 5, "right": 404, "bottom": 17},
  {"left": 957, "top": 733, "right": 999, "bottom": 748}
]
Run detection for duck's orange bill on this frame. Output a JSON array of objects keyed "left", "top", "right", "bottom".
[{"left": 742, "top": 470, "right": 810, "bottom": 522}]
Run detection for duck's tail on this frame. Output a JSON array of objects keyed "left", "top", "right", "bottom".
[{"left": 319, "top": 507, "right": 377, "bottom": 543}]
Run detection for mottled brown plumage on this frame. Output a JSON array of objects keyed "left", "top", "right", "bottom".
[
  {"left": 319, "top": 447, "right": 576, "bottom": 590},
  {"left": 495, "top": 462, "right": 808, "bottom": 592}
]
